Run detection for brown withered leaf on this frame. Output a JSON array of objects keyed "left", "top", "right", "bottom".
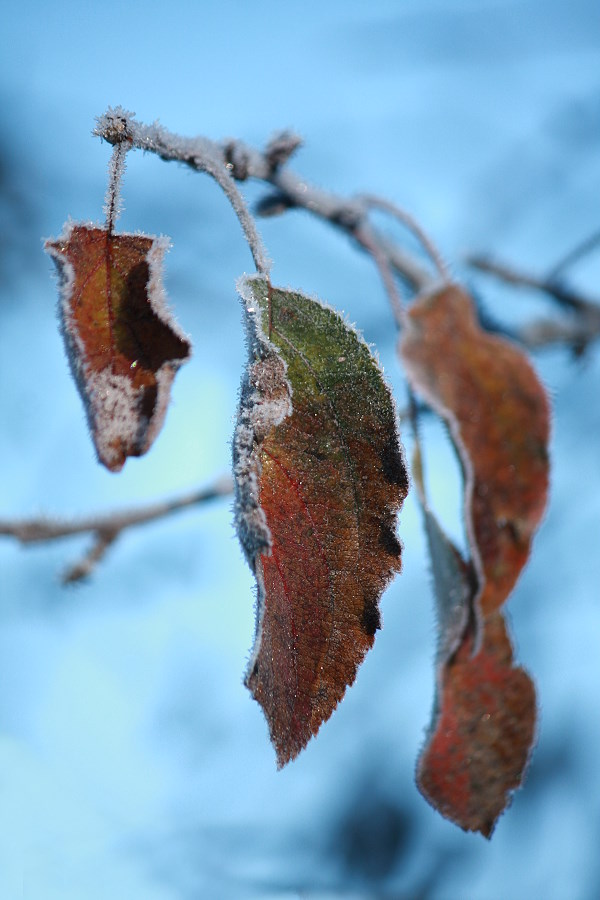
[
  {"left": 399, "top": 283, "right": 550, "bottom": 617},
  {"left": 234, "top": 275, "right": 408, "bottom": 767},
  {"left": 417, "top": 612, "right": 536, "bottom": 838},
  {"left": 46, "top": 223, "right": 191, "bottom": 472}
]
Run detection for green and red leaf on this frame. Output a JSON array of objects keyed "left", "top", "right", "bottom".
[
  {"left": 234, "top": 275, "right": 408, "bottom": 766},
  {"left": 46, "top": 223, "right": 191, "bottom": 472}
]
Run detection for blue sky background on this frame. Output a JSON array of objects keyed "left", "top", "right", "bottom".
[{"left": 1, "top": 1, "right": 599, "bottom": 897}]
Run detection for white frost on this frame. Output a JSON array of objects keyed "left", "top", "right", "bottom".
[{"left": 232, "top": 274, "right": 293, "bottom": 568}]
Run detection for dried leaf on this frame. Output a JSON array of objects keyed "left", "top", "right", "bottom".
[
  {"left": 400, "top": 283, "right": 550, "bottom": 617},
  {"left": 46, "top": 223, "right": 191, "bottom": 472},
  {"left": 417, "top": 612, "right": 536, "bottom": 838},
  {"left": 402, "top": 284, "right": 545, "bottom": 835},
  {"left": 234, "top": 274, "right": 408, "bottom": 766}
]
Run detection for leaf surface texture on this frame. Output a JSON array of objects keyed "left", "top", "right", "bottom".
[{"left": 235, "top": 275, "right": 408, "bottom": 766}]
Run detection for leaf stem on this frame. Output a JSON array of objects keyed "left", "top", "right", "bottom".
[
  {"left": 355, "top": 227, "right": 407, "bottom": 327},
  {"left": 104, "top": 141, "right": 128, "bottom": 235},
  {"left": 358, "top": 193, "right": 450, "bottom": 282}
]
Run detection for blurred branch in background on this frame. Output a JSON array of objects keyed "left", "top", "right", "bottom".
[
  {"left": 467, "top": 245, "right": 600, "bottom": 353},
  {"left": 0, "top": 475, "right": 233, "bottom": 583}
]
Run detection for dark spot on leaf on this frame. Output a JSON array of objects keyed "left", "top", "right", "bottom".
[
  {"left": 379, "top": 432, "right": 408, "bottom": 488},
  {"left": 361, "top": 594, "right": 381, "bottom": 636},
  {"left": 379, "top": 522, "right": 401, "bottom": 558},
  {"left": 236, "top": 277, "right": 408, "bottom": 765}
]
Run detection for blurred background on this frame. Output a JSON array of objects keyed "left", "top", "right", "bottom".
[{"left": 1, "top": 1, "right": 599, "bottom": 897}]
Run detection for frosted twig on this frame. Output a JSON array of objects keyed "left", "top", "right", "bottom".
[
  {"left": 17, "top": 111, "right": 595, "bottom": 581},
  {"left": 104, "top": 141, "right": 128, "bottom": 233},
  {"left": 517, "top": 316, "right": 600, "bottom": 352},
  {"left": 407, "top": 391, "right": 427, "bottom": 506},
  {"left": 0, "top": 475, "right": 233, "bottom": 582},
  {"left": 63, "top": 530, "right": 118, "bottom": 584},
  {"left": 356, "top": 226, "right": 407, "bottom": 327},
  {"left": 94, "top": 108, "right": 270, "bottom": 276},
  {"left": 94, "top": 109, "right": 432, "bottom": 293},
  {"left": 358, "top": 193, "right": 450, "bottom": 281}
]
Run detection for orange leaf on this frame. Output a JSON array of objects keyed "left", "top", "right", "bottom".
[
  {"left": 417, "top": 612, "right": 536, "bottom": 837},
  {"left": 46, "top": 224, "right": 191, "bottom": 472},
  {"left": 234, "top": 276, "right": 408, "bottom": 766},
  {"left": 400, "top": 283, "right": 550, "bottom": 617}
]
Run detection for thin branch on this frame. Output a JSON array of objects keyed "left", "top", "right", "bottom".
[
  {"left": 245, "top": 143, "right": 434, "bottom": 292},
  {"left": 548, "top": 228, "right": 600, "bottom": 279},
  {"left": 0, "top": 475, "right": 233, "bottom": 582},
  {"left": 94, "top": 109, "right": 433, "bottom": 294},
  {"left": 95, "top": 108, "right": 270, "bottom": 276},
  {"left": 466, "top": 254, "right": 600, "bottom": 351},
  {"left": 358, "top": 193, "right": 450, "bottom": 281},
  {"left": 13, "top": 111, "right": 593, "bottom": 579},
  {"left": 63, "top": 530, "right": 119, "bottom": 584},
  {"left": 354, "top": 226, "right": 407, "bottom": 327},
  {"left": 407, "top": 389, "right": 427, "bottom": 506},
  {"left": 0, "top": 476, "right": 233, "bottom": 543},
  {"left": 517, "top": 317, "right": 600, "bottom": 353},
  {"left": 466, "top": 254, "right": 599, "bottom": 314}
]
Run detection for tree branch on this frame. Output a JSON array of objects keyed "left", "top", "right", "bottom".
[
  {"left": 548, "top": 227, "right": 600, "bottom": 279},
  {"left": 357, "top": 193, "right": 450, "bottom": 281},
  {"left": 94, "top": 109, "right": 434, "bottom": 294},
  {"left": 0, "top": 475, "right": 233, "bottom": 583},
  {"left": 95, "top": 108, "right": 270, "bottom": 276},
  {"left": 467, "top": 254, "right": 600, "bottom": 352}
]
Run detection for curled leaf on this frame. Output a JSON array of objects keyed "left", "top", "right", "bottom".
[
  {"left": 422, "top": 502, "right": 473, "bottom": 669},
  {"left": 46, "top": 223, "right": 191, "bottom": 472},
  {"left": 400, "top": 283, "right": 550, "bottom": 617},
  {"left": 234, "top": 275, "right": 408, "bottom": 766},
  {"left": 417, "top": 612, "right": 536, "bottom": 838},
  {"left": 403, "top": 283, "right": 545, "bottom": 835}
]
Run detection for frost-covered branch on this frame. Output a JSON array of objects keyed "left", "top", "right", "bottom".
[
  {"left": 94, "top": 108, "right": 434, "bottom": 293},
  {"left": 0, "top": 475, "right": 233, "bottom": 583},
  {"left": 95, "top": 108, "right": 270, "bottom": 276},
  {"left": 93, "top": 108, "right": 600, "bottom": 351}
]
